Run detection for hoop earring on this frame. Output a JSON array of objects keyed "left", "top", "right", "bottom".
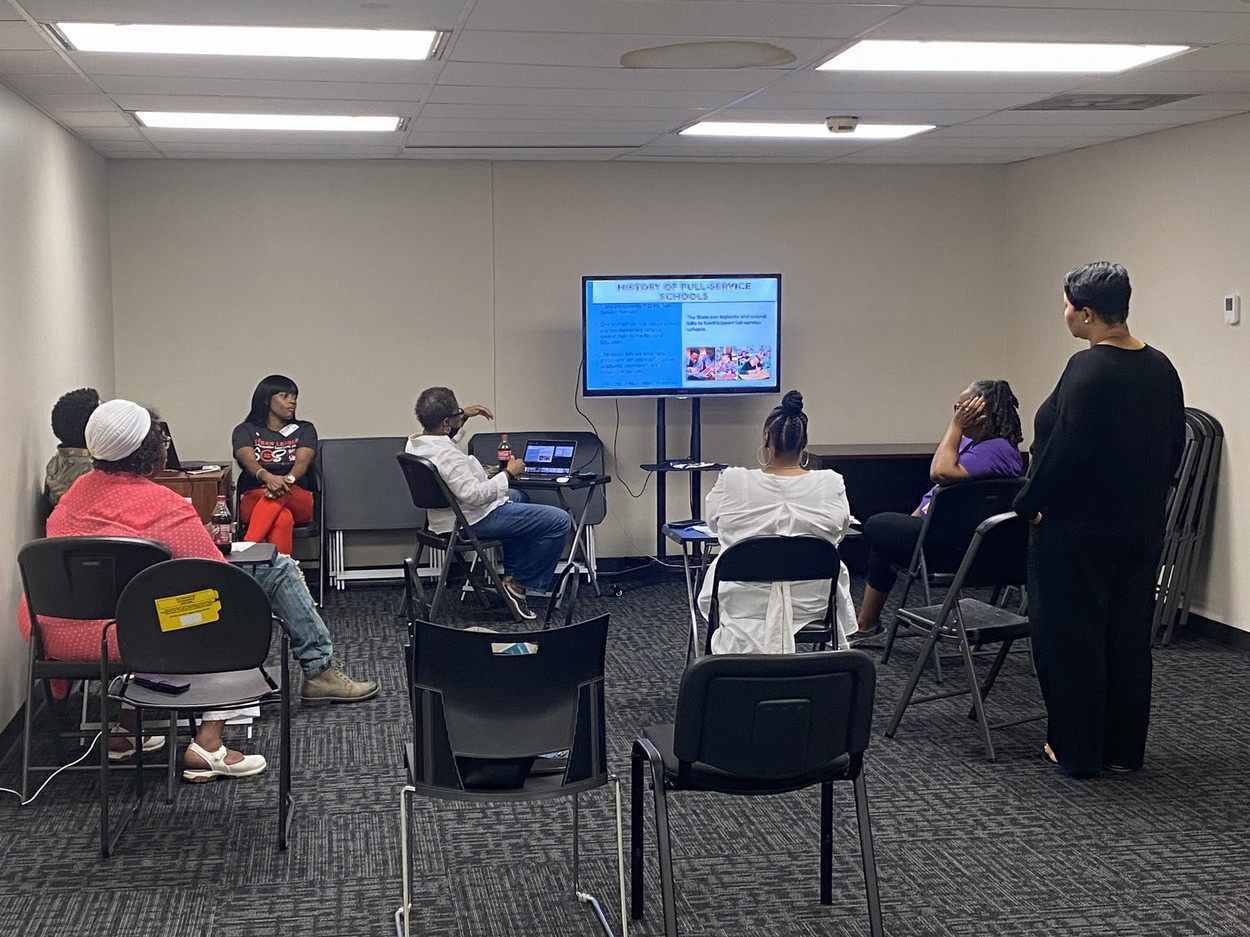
[
  {"left": 755, "top": 445, "right": 768, "bottom": 467},
  {"left": 800, "top": 449, "right": 810, "bottom": 469}
]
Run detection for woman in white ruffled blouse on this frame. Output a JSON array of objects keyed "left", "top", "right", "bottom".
[{"left": 697, "top": 390, "right": 856, "bottom": 654}]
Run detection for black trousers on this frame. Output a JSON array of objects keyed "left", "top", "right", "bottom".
[
  {"left": 1027, "top": 517, "right": 1161, "bottom": 777},
  {"left": 862, "top": 513, "right": 925, "bottom": 593}
]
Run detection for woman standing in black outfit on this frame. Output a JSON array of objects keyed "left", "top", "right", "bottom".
[{"left": 1014, "top": 262, "right": 1185, "bottom": 778}]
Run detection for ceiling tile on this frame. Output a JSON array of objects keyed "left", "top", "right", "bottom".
[
  {"left": 2, "top": 0, "right": 1248, "bottom": 162},
  {"left": 462, "top": 1, "right": 901, "bottom": 38}
]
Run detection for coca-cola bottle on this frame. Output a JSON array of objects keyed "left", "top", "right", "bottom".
[
  {"left": 210, "top": 494, "right": 233, "bottom": 555},
  {"left": 497, "top": 434, "right": 512, "bottom": 471}
]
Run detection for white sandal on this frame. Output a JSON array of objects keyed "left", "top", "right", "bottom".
[
  {"left": 181, "top": 740, "right": 267, "bottom": 782},
  {"left": 107, "top": 726, "right": 167, "bottom": 762}
]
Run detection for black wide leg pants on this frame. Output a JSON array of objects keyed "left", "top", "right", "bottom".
[{"left": 1027, "top": 517, "right": 1161, "bottom": 777}]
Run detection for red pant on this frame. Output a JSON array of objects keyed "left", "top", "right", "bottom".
[{"left": 240, "top": 485, "right": 314, "bottom": 555}]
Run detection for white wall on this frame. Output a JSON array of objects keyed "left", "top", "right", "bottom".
[
  {"left": 0, "top": 86, "right": 115, "bottom": 728},
  {"left": 109, "top": 159, "right": 1010, "bottom": 559},
  {"left": 1005, "top": 113, "right": 1250, "bottom": 631}
]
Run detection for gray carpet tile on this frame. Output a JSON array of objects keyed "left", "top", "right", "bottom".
[{"left": 2, "top": 572, "right": 1250, "bottom": 937}]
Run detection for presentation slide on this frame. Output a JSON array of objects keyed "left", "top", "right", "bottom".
[{"left": 583, "top": 275, "right": 780, "bottom": 396}]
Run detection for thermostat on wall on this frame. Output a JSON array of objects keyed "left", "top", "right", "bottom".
[{"left": 1224, "top": 293, "right": 1240, "bottom": 325}]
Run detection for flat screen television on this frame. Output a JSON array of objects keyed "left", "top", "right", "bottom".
[{"left": 581, "top": 274, "right": 781, "bottom": 397}]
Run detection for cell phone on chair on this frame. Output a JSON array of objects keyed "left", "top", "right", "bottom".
[{"left": 131, "top": 675, "right": 191, "bottom": 694}]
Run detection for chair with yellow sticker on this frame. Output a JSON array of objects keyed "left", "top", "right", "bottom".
[{"left": 103, "top": 558, "right": 291, "bottom": 856}]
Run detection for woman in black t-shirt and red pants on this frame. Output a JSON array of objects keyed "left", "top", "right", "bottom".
[{"left": 232, "top": 375, "right": 318, "bottom": 556}]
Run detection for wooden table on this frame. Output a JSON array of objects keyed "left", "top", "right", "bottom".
[
  {"left": 807, "top": 443, "right": 936, "bottom": 574},
  {"left": 153, "top": 467, "right": 231, "bottom": 523}
]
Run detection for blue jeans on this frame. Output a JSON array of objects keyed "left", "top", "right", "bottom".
[
  {"left": 470, "top": 491, "right": 572, "bottom": 593},
  {"left": 252, "top": 555, "right": 334, "bottom": 678}
]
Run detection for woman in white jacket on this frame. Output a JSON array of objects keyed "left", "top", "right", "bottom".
[{"left": 697, "top": 390, "right": 856, "bottom": 654}]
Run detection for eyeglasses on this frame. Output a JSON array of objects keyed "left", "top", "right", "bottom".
[{"left": 444, "top": 408, "right": 465, "bottom": 424}]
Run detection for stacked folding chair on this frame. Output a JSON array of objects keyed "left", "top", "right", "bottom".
[{"left": 1153, "top": 407, "right": 1222, "bottom": 645}]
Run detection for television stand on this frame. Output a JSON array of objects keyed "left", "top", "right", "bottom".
[{"left": 640, "top": 398, "right": 726, "bottom": 559}]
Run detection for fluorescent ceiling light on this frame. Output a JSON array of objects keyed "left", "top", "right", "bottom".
[
  {"left": 55, "top": 23, "right": 440, "bottom": 60},
  {"left": 682, "top": 121, "right": 934, "bottom": 140},
  {"left": 818, "top": 40, "right": 1189, "bottom": 73},
  {"left": 134, "top": 112, "right": 401, "bottom": 132}
]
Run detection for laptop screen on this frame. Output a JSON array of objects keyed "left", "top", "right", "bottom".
[
  {"left": 521, "top": 439, "right": 577, "bottom": 476},
  {"left": 156, "top": 420, "right": 182, "bottom": 471}
]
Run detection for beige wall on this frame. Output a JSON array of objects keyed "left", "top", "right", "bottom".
[
  {"left": 109, "top": 159, "right": 1010, "bottom": 560},
  {"left": 1005, "top": 113, "right": 1250, "bottom": 631},
  {"left": 0, "top": 86, "right": 115, "bottom": 727}
]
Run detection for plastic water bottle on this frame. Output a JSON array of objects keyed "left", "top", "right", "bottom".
[
  {"left": 497, "top": 434, "right": 512, "bottom": 471},
  {"left": 210, "top": 494, "right": 233, "bottom": 555}
]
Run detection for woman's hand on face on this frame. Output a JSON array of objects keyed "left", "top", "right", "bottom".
[
  {"left": 952, "top": 395, "right": 986, "bottom": 432},
  {"left": 462, "top": 404, "right": 494, "bottom": 421}
]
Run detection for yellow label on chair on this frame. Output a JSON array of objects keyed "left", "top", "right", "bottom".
[{"left": 154, "top": 589, "right": 221, "bottom": 631}]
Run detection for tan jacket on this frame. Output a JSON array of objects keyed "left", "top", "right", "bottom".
[{"left": 44, "top": 447, "right": 92, "bottom": 505}]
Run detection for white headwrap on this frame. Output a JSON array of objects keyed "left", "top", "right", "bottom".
[{"left": 85, "top": 399, "right": 152, "bottom": 462}]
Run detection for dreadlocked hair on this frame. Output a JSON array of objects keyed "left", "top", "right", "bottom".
[
  {"left": 970, "top": 379, "right": 1023, "bottom": 447},
  {"left": 764, "top": 390, "right": 808, "bottom": 456}
]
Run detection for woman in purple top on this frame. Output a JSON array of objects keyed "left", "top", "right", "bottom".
[{"left": 851, "top": 380, "right": 1024, "bottom": 640}]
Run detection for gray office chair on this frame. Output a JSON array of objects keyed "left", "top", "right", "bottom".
[
  {"left": 398, "top": 614, "right": 625, "bottom": 937},
  {"left": 632, "top": 650, "right": 883, "bottom": 937},
  {"left": 105, "top": 558, "right": 292, "bottom": 857}
]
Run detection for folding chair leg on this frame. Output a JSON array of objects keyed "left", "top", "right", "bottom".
[
  {"left": 428, "top": 555, "right": 453, "bottom": 622},
  {"left": 572, "top": 792, "right": 581, "bottom": 893},
  {"left": 630, "top": 746, "right": 646, "bottom": 920},
  {"left": 399, "top": 784, "right": 416, "bottom": 937},
  {"left": 967, "top": 639, "right": 1015, "bottom": 722},
  {"left": 880, "top": 617, "right": 901, "bottom": 665},
  {"left": 649, "top": 761, "right": 678, "bottom": 937},
  {"left": 960, "top": 636, "right": 997, "bottom": 761},
  {"left": 20, "top": 682, "right": 37, "bottom": 802},
  {"left": 279, "top": 635, "right": 293, "bottom": 850},
  {"left": 820, "top": 781, "right": 833, "bottom": 905},
  {"left": 853, "top": 774, "right": 885, "bottom": 937},
  {"left": 884, "top": 629, "right": 942, "bottom": 739},
  {"left": 99, "top": 675, "right": 139, "bottom": 859},
  {"left": 165, "top": 714, "right": 177, "bottom": 805}
]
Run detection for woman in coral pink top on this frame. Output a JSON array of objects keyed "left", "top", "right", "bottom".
[{"left": 18, "top": 399, "right": 266, "bottom": 781}]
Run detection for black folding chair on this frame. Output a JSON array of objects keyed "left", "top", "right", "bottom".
[
  {"left": 883, "top": 512, "right": 1043, "bottom": 761},
  {"left": 397, "top": 615, "right": 624, "bottom": 937},
  {"left": 632, "top": 650, "right": 883, "bottom": 937},
  {"left": 104, "top": 558, "right": 292, "bottom": 857},
  {"left": 880, "top": 477, "right": 1026, "bottom": 679},
  {"left": 706, "top": 535, "right": 843, "bottom": 654},
  {"left": 395, "top": 452, "right": 519, "bottom": 622},
  {"left": 16, "top": 536, "right": 171, "bottom": 802}
]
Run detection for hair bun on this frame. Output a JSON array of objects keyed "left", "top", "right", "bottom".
[{"left": 780, "top": 390, "right": 804, "bottom": 416}]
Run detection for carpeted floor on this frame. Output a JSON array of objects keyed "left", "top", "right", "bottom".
[{"left": 1, "top": 571, "right": 1249, "bottom": 937}]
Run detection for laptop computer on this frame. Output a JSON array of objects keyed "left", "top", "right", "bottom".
[
  {"left": 156, "top": 420, "right": 183, "bottom": 471},
  {"left": 517, "top": 439, "right": 578, "bottom": 479}
]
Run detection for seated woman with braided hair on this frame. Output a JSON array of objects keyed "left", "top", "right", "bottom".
[
  {"left": 696, "top": 390, "right": 856, "bottom": 654},
  {"left": 850, "top": 379, "right": 1024, "bottom": 643}
]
